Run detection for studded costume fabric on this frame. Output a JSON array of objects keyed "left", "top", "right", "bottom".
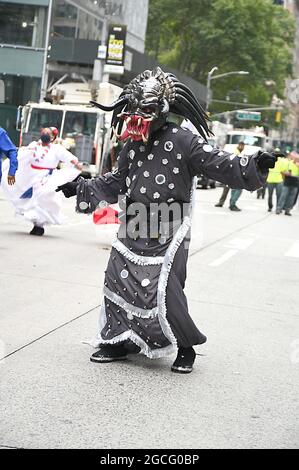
[{"left": 76, "top": 123, "right": 266, "bottom": 357}]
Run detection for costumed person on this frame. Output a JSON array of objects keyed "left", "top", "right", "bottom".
[
  {"left": 0, "top": 127, "right": 18, "bottom": 186},
  {"left": 1, "top": 127, "right": 81, "bottom": 235},
  {"left": 57, "top": 67, "right": 277, "bottom": 373}
]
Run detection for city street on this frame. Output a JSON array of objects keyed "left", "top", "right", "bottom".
[{"left": 0, "top": 186, "right": 298, "bottom": 449}]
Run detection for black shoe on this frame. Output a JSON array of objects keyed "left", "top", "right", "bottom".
[
  {"left": 214, "top": 203, "right": 223, "bottom": 207},
  {"left": 268, "top": 208, "right": 272, "bottom": 212},
  {"left": 276, "top": 210, "right": 282, "bottom": 215},
  {"left": 90, "top": 344, "right": 128, "bottom": 363},
  {"left": 285, "top": 211, "right": 292, "bottom": 216},
  {"left": 171, "top": 347, "right": 196, "bottom": 374},
  {"left": 230, "top": 205, "right": 241, "bottom": 211},
  {"left": 30, "top": 226, "right": 44, "bottom": 236}
]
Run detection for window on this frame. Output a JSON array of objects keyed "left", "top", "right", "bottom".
[
  {"left": 54, "top": 1, "right": 77, "bottom": 20},
  {"left": 0, "top": 3, "right": 46, "bottom": 48},
  {"left": 62, "top": 111, "right": 97, "bottom": 138},
  {"left": 0, "top": 74, "right": 40, "bottom": 106},
  {"left": 28, "top": 109, "right": 63, "bottom": 133}
]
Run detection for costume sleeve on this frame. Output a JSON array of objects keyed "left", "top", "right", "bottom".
[
  {"left": 0, "top": 129, "right": 18, "bottom": 176},
  {"left": 55, "top": 144, "right": 78, "bottom": 165},
  {"left": 187, "top": 136, "right": 267, "bottom": 190},
  {"left": 76, "top": 143, "right": 129, "bottom": 213}
]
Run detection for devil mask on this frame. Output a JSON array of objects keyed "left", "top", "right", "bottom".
[{"left": 90, "top": 67, "right": 211, "bottom": 143}]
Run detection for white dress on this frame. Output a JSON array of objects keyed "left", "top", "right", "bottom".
[{"left": 1, "top": 141, "right": 81, "bottom": 227}]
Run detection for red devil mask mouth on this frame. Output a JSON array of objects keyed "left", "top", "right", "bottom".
[{"left": 118, "top": 115, "right": 153, "bottom": 143}]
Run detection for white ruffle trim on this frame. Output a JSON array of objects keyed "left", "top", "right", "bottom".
[
  {"left": 112, "top": 238, "right": 164, "bottom": 265},
  {"left": 103, "top": 286, "right": 158, "bottom": 319},
  {"left": 89, "top": 302, "right": 174, "bottom": 359}
]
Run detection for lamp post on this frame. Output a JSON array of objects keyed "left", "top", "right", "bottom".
[
  {"left": 206, "top": 68, "right": 249, "bottom": 112},
  {"left": 206, "top": 66, "right": 218, "bottom": 112},
  {"left": 40, "top": 0, "right": 53, "bottom": 102}
]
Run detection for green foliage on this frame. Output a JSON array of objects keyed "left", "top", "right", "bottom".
[{"left": 146, "top": 0, "right": 295, "bottom": 112}]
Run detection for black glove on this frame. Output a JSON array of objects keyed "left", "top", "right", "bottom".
[
  {"left": 256, "top": 151, "right": 278, "bottom": 171},
  {"left": 56, "top": 181, "right": 78, "bottom": 198}
]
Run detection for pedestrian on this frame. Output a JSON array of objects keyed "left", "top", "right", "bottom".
[
  {"left": 266, "top": 151, "right": 286, "bottom": 212},
  {"left": 57, "top": 67, "right": 276, "bottom": 374},
  {"left": 256, "top": 184, "right": 266, "bottom": 199},
  {"left": 276, "top": 151, "right": 299, "bottom": 216},
  {"left": 1, "top": 127, "right": 81, "bottom": 235},
  {"left": 215, "top": 141, "right": 245, "bottom": 211},
  {"left": 291, "top": 151, "right": 299, "bottom": 209},
  {"left": 0, "top": 127, "right": 18, "bottom": 186}
]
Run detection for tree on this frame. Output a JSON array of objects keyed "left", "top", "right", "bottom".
[{"left": 146, "top": 0, "right": 295, "bottom": 112}]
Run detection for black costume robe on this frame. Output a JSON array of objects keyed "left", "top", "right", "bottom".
[{"left": 76, "top": 123, "right": 266, "bottom": 358}]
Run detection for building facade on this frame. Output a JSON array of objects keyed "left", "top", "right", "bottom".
[
  {"left": 0, "top": 0, "right": 49, "bottom": 139},
  {"left": 281, "top": 0, "right": 299, "bottom": 148}
]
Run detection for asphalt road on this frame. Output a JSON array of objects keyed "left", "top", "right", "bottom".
[{"left": 0, "top": 187, "right": 298, "bottom": 449}]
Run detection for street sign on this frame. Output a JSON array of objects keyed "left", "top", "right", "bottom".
[
  {"left": 97, "top": 45, "right": 107, "bottom": 59},
  {"left": 236, "top": 111, "right": 261, "bottom": 121},
  {"left": 104, "top": 64, "right": 124, "bottom": 75}
]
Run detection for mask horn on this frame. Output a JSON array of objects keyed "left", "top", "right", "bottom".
[{"left": 90, "top": 96, "right": 128, "bottom": 111}]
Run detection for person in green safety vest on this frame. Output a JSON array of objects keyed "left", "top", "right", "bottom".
[
  {"left": 276, "top": 151, "right": 299, "bottom": 215},
  {"left": 266, "top": 149, "right": 286, "bottom": 212}
]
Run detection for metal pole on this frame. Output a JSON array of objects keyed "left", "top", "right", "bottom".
[
  {"left": 206, "top": 73, "right": 211, "bottom": 112},
  {"left": 211, "top": 70, "right": 249, "bottom": 80},
  {"left": 101, "top": 16, "right": 109, "bottom": 83},
  {"left": 39, "top": 0, "right": 53, "bottom": 102},
  {"left": 206, "top": 66, "right": 218, "bottom": 112},
  {"left": 93, "top": 15, "right": 108, "bottom": 84}
]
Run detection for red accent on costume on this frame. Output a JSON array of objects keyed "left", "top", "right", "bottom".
[
  {"left": 93, "top": 206, "right": 120, "bottom": 225},
  {"left": 31, "top": 164, "right": 54, "bottom": 170}
]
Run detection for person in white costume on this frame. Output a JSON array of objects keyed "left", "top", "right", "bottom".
[{"left": 1, "top": 127, "right": 82, "bottom": 236}]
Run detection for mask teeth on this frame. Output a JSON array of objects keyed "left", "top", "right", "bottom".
[
  {"left": 126, "top": 116, "right": 131, "bottom": 124},
  {"left": 142, "top": 133, "right": 148, "bottom": 143},
  {"left": 112, "top": 126, "right": 121, "bottom": 139}
]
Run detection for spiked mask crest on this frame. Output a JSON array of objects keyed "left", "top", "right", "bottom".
[{"left": 90, "top": 67, "right": 211, "bottom": 142}]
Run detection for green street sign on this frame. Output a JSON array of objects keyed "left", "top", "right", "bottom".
[{"left": 236, "top": 111, "right": 261, "bottom": 122}]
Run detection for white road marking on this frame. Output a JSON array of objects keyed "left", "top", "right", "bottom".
[
  {"left": 209, "top": 237, "right": 255, "bottom": 267},
  {"left": 285, "top": 241, "right": 299, "bottom": 258},
  {"left": 209, "top": 249, "right": 239, "bottom": 267},
  {"left": 226, "top": 237, "right": 255, "bottom": 250}
]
